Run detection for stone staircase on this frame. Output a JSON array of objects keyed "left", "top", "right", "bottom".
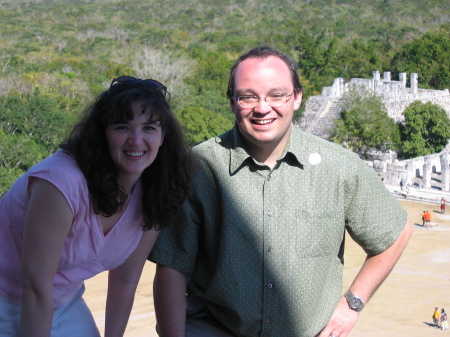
[
  {"left": 311, "top": 98, "right": 343, "bottom": 138},
  {"left": 303, "top": 98, "right": 343, "bottom": 139}
]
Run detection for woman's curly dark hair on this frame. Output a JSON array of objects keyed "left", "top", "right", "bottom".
[{"left": 60, "top": 78, "right": 191, "bottom": 230}]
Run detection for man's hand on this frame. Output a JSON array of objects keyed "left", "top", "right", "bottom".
[{"left": 318, "top": 296, "right": 359, "bottom": 337}]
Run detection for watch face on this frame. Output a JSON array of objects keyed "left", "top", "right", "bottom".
[
  {"left": 345, "top": 291, "right": 364, "bottom": 311},
  {"left": 350, "top": 298, "right": 362, "bottom": 308}
]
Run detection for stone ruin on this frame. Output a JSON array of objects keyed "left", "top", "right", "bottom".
[
  {"left": 298, "top": 71, "right": 450, "bottom": 190},
  {"left": 383, "top": 150, "right": 450, "bottom": 191},
  {"left": 300, "top": 71, "right": 450, "bottom": 134}
]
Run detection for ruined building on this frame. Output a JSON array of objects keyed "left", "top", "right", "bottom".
[{"left": 298, "top": 71, "right": 450, "bottom": 191}]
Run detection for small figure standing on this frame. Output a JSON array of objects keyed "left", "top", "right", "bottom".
[
  {"left": 424, "top": 211, "right": 432, "bottom": 228},
  {"left": 433, "top": 307, "right": 441, "bottom": 327},
  {"left": 440, "top": 197, "right": 447, "bottom": 214},
  {"left": 405, "top": 185, "right": 410, "bottom": 198},
  {"left": 441, "top": 309, "right": 448, "bottom": 330},
  {"left": 400, "top": 179, "right": 404, "bottom": 191},
  {"left": 421, "top": 211, "right": 426, "bottom": 227}
]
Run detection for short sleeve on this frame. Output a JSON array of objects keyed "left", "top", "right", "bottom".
[
  {"left": 28, "top": 152, "right": 87, "bottom": 217},
  {"left": 344, "top": 158, "right": 407, "bottom": 255}
]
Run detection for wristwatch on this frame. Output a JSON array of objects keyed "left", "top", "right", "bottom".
[{"left": 344, "top": 290, "right": 365, "bottom": 312}]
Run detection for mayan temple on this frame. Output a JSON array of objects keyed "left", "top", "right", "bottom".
[{"left": 299, "top": 72, "right": 450, "bottom": 191}]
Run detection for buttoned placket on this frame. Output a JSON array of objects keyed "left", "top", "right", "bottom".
[{"left": 261, "top": 168, "right": 276, "bottom": 336}]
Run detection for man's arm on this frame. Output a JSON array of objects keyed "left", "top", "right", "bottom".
[
  {"left": 319, "top": 221, "right": 412, "bottom": 337},
  {"left": 153, "top": 264, "right": 188, "bottom": 337}
]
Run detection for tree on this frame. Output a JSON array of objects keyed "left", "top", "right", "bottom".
[
  {"left": 391, "top": 24, "right": 450, "bottom": 89},
  {"left": 0, "top": 95, "right": 74, "bottom": 154},
  {"left": 179, "top": 105, "right": 232, "bottom": 146},
  {"left": 294, "top": 30, "right": 341, "bottom": 94},
  {"left": 400, "top": 101, "right": 450, "bottom": 158},
  {"left": 330, "top": 85, "right": 400, "bottom": 158},
  {"left": 0, "top": 94, "right": 76, "bottom": 195},
  {"left": 335, "top": 38, "right": 389, "bottom": 80},
  {"left": 132, "top": 46, "right": 193, "bottom": 99},
  {"left": 0, "top": 129, "right": 49, "bottom": 196}
]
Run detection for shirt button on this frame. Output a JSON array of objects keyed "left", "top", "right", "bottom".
[
  {"left": 267, "top": 175, "right": 271, "bottom": 181},
  {"left": 268, "top": 246, "right": 272, "bottom": 252},
  {"left": 266, "top": 318, "right": 271, "bottom": 324},
  {"left": 268, "top": 283, "right": 273, "bottom": 288},
  {"left": 267, "top": 211, "right": 273, "bottom": 217}
]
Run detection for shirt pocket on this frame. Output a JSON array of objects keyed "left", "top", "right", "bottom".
[{"left": 295, "top": 209, "right": 344, "bottom": 258}]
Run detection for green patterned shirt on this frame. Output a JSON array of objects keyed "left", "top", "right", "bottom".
[{"left": 150, "top": 124, "right": 407, "bottom": 337}]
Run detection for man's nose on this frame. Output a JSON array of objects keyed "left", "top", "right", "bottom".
[{"left": 253, "top": 97, "right": 272, "bottom": 113}]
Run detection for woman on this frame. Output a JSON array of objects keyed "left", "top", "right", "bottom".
[
  {"left": 441, "top": 308, "right": 448, "bottom": 330},
  {"left": 0, "top": 76, "right": 191, "bottom": 336},
  {"left": 440, "top": 197, "right": 446, "bottom": 214}
]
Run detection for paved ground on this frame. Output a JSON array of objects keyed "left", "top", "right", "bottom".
[
  {"left": 83, "top": 184, "right": 450, "bottom": 336},
  {"left": 385, "top": 182, "right": 450, "bottom": 205}
]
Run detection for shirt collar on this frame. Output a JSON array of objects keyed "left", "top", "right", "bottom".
[
  {"left": 227, "top": 124, "right": 305, "bottom": 175},
  {"left": 228, "top": 124, "right": 254, "bottom": 175}
]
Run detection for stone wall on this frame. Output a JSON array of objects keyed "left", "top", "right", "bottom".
[
  {"left": 299, "top": 71, "right": 450, "bottom": 179},
  {"left": 383, "top": 150, "right": 450, "bottom": 191},
  {"left": 302, "top": 71, "right": 450, "bottom": 126}
]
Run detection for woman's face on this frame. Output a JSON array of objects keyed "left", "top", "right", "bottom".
[{"left": 106, "top": 101, "right": 164, "bottom": 189}]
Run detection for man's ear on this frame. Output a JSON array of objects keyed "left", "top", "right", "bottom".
[
  {"left": 293, "top": 91, "right": 303, "bottom": 110},
  {"left": 229, "top": 98, "right": 237, "bottom": 114}
]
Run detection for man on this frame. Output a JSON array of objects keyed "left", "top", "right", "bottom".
[
  {"left": 149, "top": 47, "right": 411, "bottom": 337},
  {"left": 424, "top": 210, "right": 431, "bottom": 228},
  {"left": 434, "top": 307, "right": 441, "bottom": 327}
]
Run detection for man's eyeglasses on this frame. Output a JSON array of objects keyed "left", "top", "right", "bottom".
[
  {"left": 232, "top": 92, "right": 294, "bottom": 108},
  {"left": 110, "top": 76, "right": 167, "bottom": 95}
]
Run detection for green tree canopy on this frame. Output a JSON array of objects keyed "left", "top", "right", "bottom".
[
  {"left": 391, "top": 24, "right": 450, "bottom": 89},
  {"left": 0, "top": 94, "right": 75, "bottom": 153},
  {"left": 330, "top": 86, "right": 400, "bottom": 158},
  {"left": 400, "top": 101, "right": 450, "bottom": 158},
  {"left": 179, "top": 105, "right": 233, "bottom": 146}
]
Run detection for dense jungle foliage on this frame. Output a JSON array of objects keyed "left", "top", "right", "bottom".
[{"left": 1, "top": 0, "right": 450, "bottom": 195}]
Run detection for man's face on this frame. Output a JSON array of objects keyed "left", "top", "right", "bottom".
[{"left": 230, "top": 56, "right": 302, "bottom": 156}]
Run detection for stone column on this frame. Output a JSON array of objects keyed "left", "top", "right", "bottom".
[
  {"left": 406, "top": 161, "right": 414, "bottom": 187},
  {"left": 441, "top": 153, "right": 450, "bottom": 191},
  {"left": 423, "top": 157, "right": 432, "bottom": 189},
  {"left": 373, "top": 71, "right": 381, "bottom": 92},
  {"left": 383, "top": 71, "right": 391, "bottom": 81},
  {"left": 339, "top": 77, "right": 344, "bottom": 97},
  {"left": 411, "top": 73, "right": 418, "bottom": 94},
  {"left": 399, "top": 73, "right": 407, "bottom": 87},
  {"left": 373, "top": 70, "right": 380, "bottom": 81}
]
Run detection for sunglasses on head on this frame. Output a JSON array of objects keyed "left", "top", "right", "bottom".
[{"left": 110, "top": 76, "right": 167, "bottom": 95}]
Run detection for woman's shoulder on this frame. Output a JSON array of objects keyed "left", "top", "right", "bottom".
[
  {"left": 28, "top": 151, "right": 88, "bottom": 212},
  {"left": 38, "top": 150, "right": 79, "bottom": 169},
  {"left": 29, "top": 151, "right": 83, "bottom": 180}
]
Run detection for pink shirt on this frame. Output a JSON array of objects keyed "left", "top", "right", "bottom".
[{"left": 0, "top": 151, "right": 144, "bottom": 308}]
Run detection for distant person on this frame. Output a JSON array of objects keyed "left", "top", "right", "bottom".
[
  {"left": 0, "top": 76, "right": 191, "bottom": 336},
  {"left": 405, "top": 184, "right": 410, "bottom": 198},
  {"left": 149, "top": 46, "right": 411, "bottom": 337},
  {"left": 441, "top": 309, "right": 449, "bottom": 330},
  {"left": 433, "top": 307, "right": 440, "bottom": 327},
  {"left": 440, "top": 197, "right": 446, "bottom": 214},
  {"left": 424, "top": 210, "right": 432, "bottom": 228},
  {"left": 421, "top": 211, "right": 426, "bottom": 227},
  {"left": 400, "top": 179, "right": 404, "bottom": 191}
]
